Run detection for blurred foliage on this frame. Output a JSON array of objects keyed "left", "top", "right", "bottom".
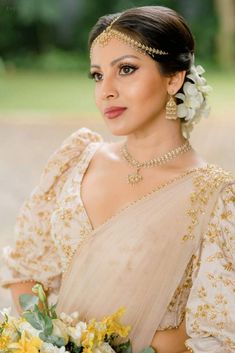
[
  {"left": 7, "top": 49, "right": 89, "bottom": 72},
  {"left": 15, "top": 0, "right": 60, "bottom": 24},
  {"left": 0, "top": 0, "right": 233, "bottom": 70}
]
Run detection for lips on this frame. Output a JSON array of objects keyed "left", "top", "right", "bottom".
[{"left": 104, "top": 106, "right": 127, "bottom": 119}]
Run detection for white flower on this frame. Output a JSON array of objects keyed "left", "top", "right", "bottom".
[
  {"left": 0, "top": 307, "right": 11, "bottom": 318},
  {"left": 94, "top": 342, "right": 116, "bottom": 353},
  {"left": 187, "top": 65, "right": 212, "bottom": 94},
  {"left": 174, "top": 64, "right": 212, "bottom": 137},
  {"left": 176, "top": 82, "right": 203, "bottom": 121},
  {"left": 59, "top": 311, "right": 80, "bottom": 326},
  {"left": 52, "top": 319, "right": 69, "bottom": 345},
  {"left": 67, "top": 321, "right": 87, "bottom": 346},
  {"left": 41, "top": 342, "right": 69, "bottom": 353},
  {"left": 18, "top": 321, "right": 40, "bottom": 337}
]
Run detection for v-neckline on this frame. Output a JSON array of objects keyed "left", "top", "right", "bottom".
[{"left": 79, "top": 142, "right": 211, "bottom": 235}]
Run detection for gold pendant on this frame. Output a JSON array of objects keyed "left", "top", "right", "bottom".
[{"left": 127, "top": 168, "right": 143, "bottom": 185}]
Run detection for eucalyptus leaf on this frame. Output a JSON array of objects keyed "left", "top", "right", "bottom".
[
  {"left": 39, "top": 332, "right": 65, "bottom": 347},
  {"left": 23, "top": 312, "right": 43, "bottom": 331},
  {"left": 43, "top": 314, "right": 53, "bottom": 336},
  {"left": 19, "top": 294, "right": 39, "bottom": 311},
  {"left": 35, "top": 308, "right": 47, "bottom": 327}
]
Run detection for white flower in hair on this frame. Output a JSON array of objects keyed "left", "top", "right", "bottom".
[
  {"left": 175, "top": 64, "right": 212, "bottom": 138},
  {"left": 176, "top": 82, "right": 203, "bottom": 121},
  {"left": 187, "top": 65, "right": 212, "bottom": 94}
]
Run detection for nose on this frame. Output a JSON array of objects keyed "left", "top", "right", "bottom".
[{"left": 100, "top": 76, "right": 118, "bottom": 100}]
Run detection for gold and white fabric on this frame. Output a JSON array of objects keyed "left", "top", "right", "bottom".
[{"left": 1, "top": 128, "right": 235, "bottom": 352}]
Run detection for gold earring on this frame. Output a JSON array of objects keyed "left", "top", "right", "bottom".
[{"left": 166, "top": 95, "right": 177, "bottom": 120}]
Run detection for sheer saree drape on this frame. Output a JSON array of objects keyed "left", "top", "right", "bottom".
[{"left": 57, "top": 171, "right": 227, "bottom": 352}]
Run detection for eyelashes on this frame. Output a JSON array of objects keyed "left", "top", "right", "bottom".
[
  {"left": 88, "top": 63, "right": 138, "bottom": 82},
  {"left": 119, "top": 63, "right": 138, "bottom": 75},
  {"left": 88, "top": 71, "right": 102, "bottom": 81}
]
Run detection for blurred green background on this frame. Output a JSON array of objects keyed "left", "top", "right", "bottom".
[{"left": 0, "top": 0, "right": 235, "bottom": 119}]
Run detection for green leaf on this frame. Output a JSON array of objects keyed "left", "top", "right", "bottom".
[
  {"left": 43, "top": 314, "right": 53, "bottom": 336},
  {"left": 49, "top": 303, "right": 58, "bottom": 319},
  {"left": 139, "top": 347, "right": 155, "bottom": 353},
  {"left": 23, "top": 312, "right": 43, "bottom": 331},
  {"left": 112, "top": 340, "right": 132, "bottom": 353},
  {"left": 39, "top": 332, "right": 65, "bottom": 347},
  {"left": 19, "top": 294, "right": 39, "bottom": 311},
  {"left": 33, "top": 305, "right": 53, "bottom": 335}
]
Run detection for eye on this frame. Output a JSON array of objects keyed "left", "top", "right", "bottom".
[
  {"left": 89, "top": 72, "right": 103, "bottom": 82},
  {"left": 119, "top": 64, "right": 138, "bottom": 75}
]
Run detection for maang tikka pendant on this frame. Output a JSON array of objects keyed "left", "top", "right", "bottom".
[{"left": 127, "top": 168, "right": 143, "bottom": 185}]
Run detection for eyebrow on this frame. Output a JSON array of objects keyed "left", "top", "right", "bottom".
[{"left": 90, "top": 55, "right": 141, "bottom": 69}]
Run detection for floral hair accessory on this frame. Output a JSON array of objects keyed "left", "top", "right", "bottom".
[{"left": 176, "top": 64, "right": 212, "bottom": 139}]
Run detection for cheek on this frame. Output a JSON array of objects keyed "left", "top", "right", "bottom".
[
  {"left": 94, "top": 85, "right": 101, "bottom": 108},
  {"left": 127, "top": 76, "right": 167, "bottom": 106}
]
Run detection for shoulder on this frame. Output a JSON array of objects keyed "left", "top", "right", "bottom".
[
  {"left": 60, "top": 127, "right": 103, "bottom": 148},
  {"left": 37, "top": 127, "right": 104, "bottom": 194},
  {"left": 194, "top": 163, "right": 235, "bottom": 194},
  {"left": 187, "top": 164, "right": 235, "bottom": 221},
  {"left": 197, "top": 164, "right": 235, "bottom": 221}
]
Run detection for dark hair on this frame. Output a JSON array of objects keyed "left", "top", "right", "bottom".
[{"left": 88, "top": 6, "right": 195, "bottom": 76}]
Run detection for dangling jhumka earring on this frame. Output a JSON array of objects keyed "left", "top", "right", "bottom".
[
  {"left": 166, "top": 94, "right": 177, "bottom": 120},
  {"left": 90, "top": 15, "right": 169, "bottom": 58}
]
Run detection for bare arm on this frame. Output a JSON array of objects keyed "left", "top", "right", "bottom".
[
  {"left": 9, "top": 281, "right": 38, "bottom": 314},
  {"left": 151, "top": 319, "right": 189, "bottom": 353}
]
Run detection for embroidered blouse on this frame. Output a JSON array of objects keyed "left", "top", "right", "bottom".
[{"left": 1, "top": 128, "right": 234, "bottom": 352}]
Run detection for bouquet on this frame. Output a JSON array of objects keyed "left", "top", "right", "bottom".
[{"left": 0, "top": 284, "right": 154, "bottom": 353}]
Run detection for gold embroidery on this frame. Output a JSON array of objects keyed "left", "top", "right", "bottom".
[
  {"left": 185, "top": 341, "right": 195, "bottom": 352},
  {"left": 197, "top": 286, "right": 207, "bottom": 299},
  {"left": 223, "top": 262, "right": 233, "bottom": 271},
  {"left": 182, "top": 166, "right": 233, "bottom": 242}
]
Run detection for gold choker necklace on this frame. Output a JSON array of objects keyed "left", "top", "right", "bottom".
[{"left": 120, "top": 140, "right": 192, "bottom": 185}]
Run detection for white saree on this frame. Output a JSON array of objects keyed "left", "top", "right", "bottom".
[
  {"left": 1, "top": 128, "right": 235, "bottom": 352},
  {"left": 56, "top": 162, "right": 232, "bottom": 352}
]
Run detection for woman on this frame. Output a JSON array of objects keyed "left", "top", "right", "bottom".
[{"left": 1, "top": 6, "right": 234, "bottom": 353}]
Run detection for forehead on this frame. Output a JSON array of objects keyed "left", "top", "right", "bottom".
[{"left": 90, "top": 37, "right": 151, "bottom": 66}]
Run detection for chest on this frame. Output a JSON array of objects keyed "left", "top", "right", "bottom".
[{"left": 80, "top": 157, "right": 182, "bottom": 230}]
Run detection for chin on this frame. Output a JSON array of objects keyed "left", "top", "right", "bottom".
[{"left": 105, "top": 123, "right": 134, "bottom": 137}]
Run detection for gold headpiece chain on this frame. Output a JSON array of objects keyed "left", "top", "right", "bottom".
[
  {"left": 120, "top": 140, "right": 192, "bottom": 185},
  {"left": 90, "top": 15, "right": 168, "bottom": 58}
]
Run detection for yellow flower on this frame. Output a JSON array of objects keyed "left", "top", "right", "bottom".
[
  {"left": 94, "top": 322, "right": 107, "bottom": 345},
  {"left": 81, "top": 319, "right": 96, "bottom": 353},
  {"left": 0, "top": 334, "right": 11, "bottom": 350},
  {"left": 81, "top": 319, "right": 108, "bottom": 351},
  {"left": 8, "top": 330, "right": 42, "bottom": 353},
  {"left": 80, "top": 307, "right": 131, "bottom": 353},
  {"left": 101, "top": 307, "right": 131, "bottom": 338}
]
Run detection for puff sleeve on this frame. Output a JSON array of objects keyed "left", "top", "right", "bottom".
[
  {"left": 185, "top": 182, "right": 235, "bottom": 352},
  {"left": 0, "top": 127, "right": 103, "bottom": 294}
]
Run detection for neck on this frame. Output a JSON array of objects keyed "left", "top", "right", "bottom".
[{"left": 124, "top": 119, "right": 187, "bottom": 162}]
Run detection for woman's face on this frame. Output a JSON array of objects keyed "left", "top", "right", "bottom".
[{"left": 90, "top": 37, "right": 170, "bottom": 136}]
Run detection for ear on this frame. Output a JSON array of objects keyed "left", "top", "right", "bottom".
[{"left": 166, "top": 71, "right": 186, "bottom": 95}]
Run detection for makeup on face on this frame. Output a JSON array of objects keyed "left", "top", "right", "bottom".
[{"left": 104, "top": 106, "right": 127, "bottom": 119}]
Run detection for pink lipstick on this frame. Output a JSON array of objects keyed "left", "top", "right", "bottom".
[{"left": 104, "top": 106, "right": 127, "bottom": 119}]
